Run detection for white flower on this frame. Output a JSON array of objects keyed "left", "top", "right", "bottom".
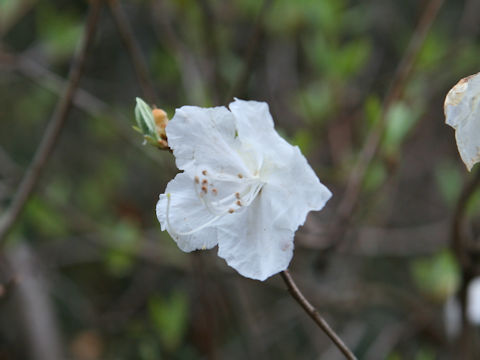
[
  {"left": 444, "top": 276, "right": 480, "bottom": 339},
  {"left": 156, "top": 99, "right": 332, "bottom": 280},
  {"left": 444, "top": 72, "right": 480, "bottom": 171},
  {"left": 467, "top": 277, "right": 480, "bottom": 325}
]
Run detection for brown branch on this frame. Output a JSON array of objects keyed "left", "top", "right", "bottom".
[
  {"left": 0, "top": 51, "right": 172, "bottom": 169},
  {"left": 451, "top": 169, "right": 480, "bottom": 353},
  {"left": 0, "top": 1, "right": 101, "bottom": 245},
  {"left": 329, "top": 0, "right": 445, "bottom": 247},
  {"left": 0, "top": 0, "right": 38, "bottom": 39},
  {"left": 452, "top": 170, "right": 480, "bottom": 267},
  {"left": 8, "top": 243, "right": 64, "bottom": 360},
  {"left": 280, "top": 270, "right": 357, "bottom": 360},
  {"left": 107, "top": 0, "right": 157, "bottom": 104},
  {"left": 195, "top": 0, "right": 223, "bottom": 104},
  {"left": 226, "top": 0, "right": 273, "bottom": 103},
  {"left": 151, "top": 0, "right": 208, "bottom": 104}
]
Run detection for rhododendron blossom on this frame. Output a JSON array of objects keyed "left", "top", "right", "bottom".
[
  {"left": 156, "top": 99, "right": 332, "bottom": 280},
  {"left": 445, "top": 72, "right": 480, "bottom": 171}
]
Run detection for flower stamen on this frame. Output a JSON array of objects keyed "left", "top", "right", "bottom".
[{"left": 192, "top": 169, "right": 265, "bottom": 216}]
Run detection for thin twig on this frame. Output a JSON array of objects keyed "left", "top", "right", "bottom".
[
  {"left": 452, "top": 169, "right": 480, "bottom": 268},
  {"left": 0, "top": 51, "right": 172, "bottom": 169},
  {"left": 107, "top": 0, "right": 157, "bottom": 104},
  {"left": 8, "top": 243, "right": 64, "bottom": 360},
  {"left": 196, "top": 0, "right": 223, "bottom": 104},
  {"left": 451, "top": 169, "right": 480, "bottom": 351},
  {"left": 0, "top": 1, "right": 101, "bottom": 245},
  {"left": 0, "top": 0, "right": 37, "bottom": 39},
  {"left": 151, "top": 0, "right": 207, "bottom": 104},
  {"left": 226, "top": 0, "right": 273, "bottom": 103},
  {"left": 280, "top": 270, "right": 357, "bottom": 360},
  {"left": 329, "top": 0, "right": 445, "bottom": 247}
]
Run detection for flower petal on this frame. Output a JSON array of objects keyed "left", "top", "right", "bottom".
[
  {"left": 229, "top": 99, "right": 275, "bottom": 141},
  {"left": 229, "top": 99, "right": 300, "bottom": 171},
  {"left": 445, "top": 72, "right": 480, "bottom": 171},
  {"left": 166, "top": 105, "right": 251, "bottom": 176},
  {"left": 265, "top": 145, "right": 332, "bottom": 230},
  {"left": 216, "top": 195, "right": 295, "bottom": 281},
  {"left": 157, "top": 172, "right": 218, "bottom": 252}
]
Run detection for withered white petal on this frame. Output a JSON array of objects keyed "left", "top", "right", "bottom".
[
  {"left": 444, "top": 72, "right": 480, "bottom": 171},
  {"left": 157, "top": 99, "right": 332, "bottom": 280}
]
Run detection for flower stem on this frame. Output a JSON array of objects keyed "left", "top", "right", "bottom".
[{"left": 280, "top": 270, "right": 357, "bottom": 360}]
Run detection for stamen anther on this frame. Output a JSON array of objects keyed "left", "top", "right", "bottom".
[
  {"left": 235, "top": 192, "right": 240, "bottom": 199},
  {"left": 194, "top": 176, "right": 200, "bottom": 184},
  {"left": 202, "top": 170, "right": 208, "bottom": 175},
  {"left": 228, "top": 208, "right": 234, "bottom": 214}
]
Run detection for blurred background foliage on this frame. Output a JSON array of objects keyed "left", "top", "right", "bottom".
[{"left": 1, "top": 0, "right": 480, "bottom": 359}]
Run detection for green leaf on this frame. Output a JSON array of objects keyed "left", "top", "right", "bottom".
[
  {"left": 416, "top": 30, "right": 448, "bottom": 71},
  {"left": 466, "top": 185, "right": 480, "bottom": 217},
  {"left": 415, "top": 347, "right": 435, "bottom": 360},
  {"left": 291, "top": 129, "right": 314, "bottom": 155},
  {"left": 104, "top": 220, "right": 140, "bottom": 277},
  {"left": 37, "top": 5, "right": 82, "bottom": 59},
  {"left": 148, "top": 292, "right": 189, "bottom": 352},
  {"left": 23, "top": 196, "right": 67, "bottom": 237},
  {"left": 364, "top": 95, "right": 381, "bottom": 128},
  {"left": 363, "top": 160, "right": 387, "bottom": 192},
  {"left": 296, "top": 82, "right": 334, "bottom": 124},
  {"left": 383, "top": 102, "right": 419, "bottom": 156},
  {"left": 135, "top": 98, "right": 157, "bottom": 136},
  {"left": 411, "top": 250, "right": 460, "bottom": 302},
  {"left": 386, "top": 352, "right": 402, "bottom": 360},
  {"left": 333, "top": 39, "right": 370, "bottom": 79},
  {"left": 435, "top": 161, "right": 462, "bottom": 207}
]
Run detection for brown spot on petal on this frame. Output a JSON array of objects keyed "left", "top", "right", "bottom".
[{"left": 445, "top": 72, "right": 480, "bottom": 112}]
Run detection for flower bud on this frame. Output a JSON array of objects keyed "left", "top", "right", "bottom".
[
  {"left": 134, "top": 97, "right": 169, "bottom": 149},
  {"left": 153, "top": 108, "right": 168, "bottom": 140}
]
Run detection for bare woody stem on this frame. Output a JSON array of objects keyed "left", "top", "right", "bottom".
[
  {"left": 0, "top": 1, "right": 102, "bottom": 245},
  {"left": 329, "top": 0, "right": 445, "bottom": 248},
  {"left": 226, "top": 0, "right": 273, "bottom": 103},
  {"left": 107, "top": 0, "right": 157, "bottom": 104},
  {"left": 280, "top": 270, "right": 357, "bottom": 360},
  {"left": 451, "top": 169, "right": 480, "bottom": 346},
  {"left": 452, "top": 170, "right": 480, "bottom": 267}
]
